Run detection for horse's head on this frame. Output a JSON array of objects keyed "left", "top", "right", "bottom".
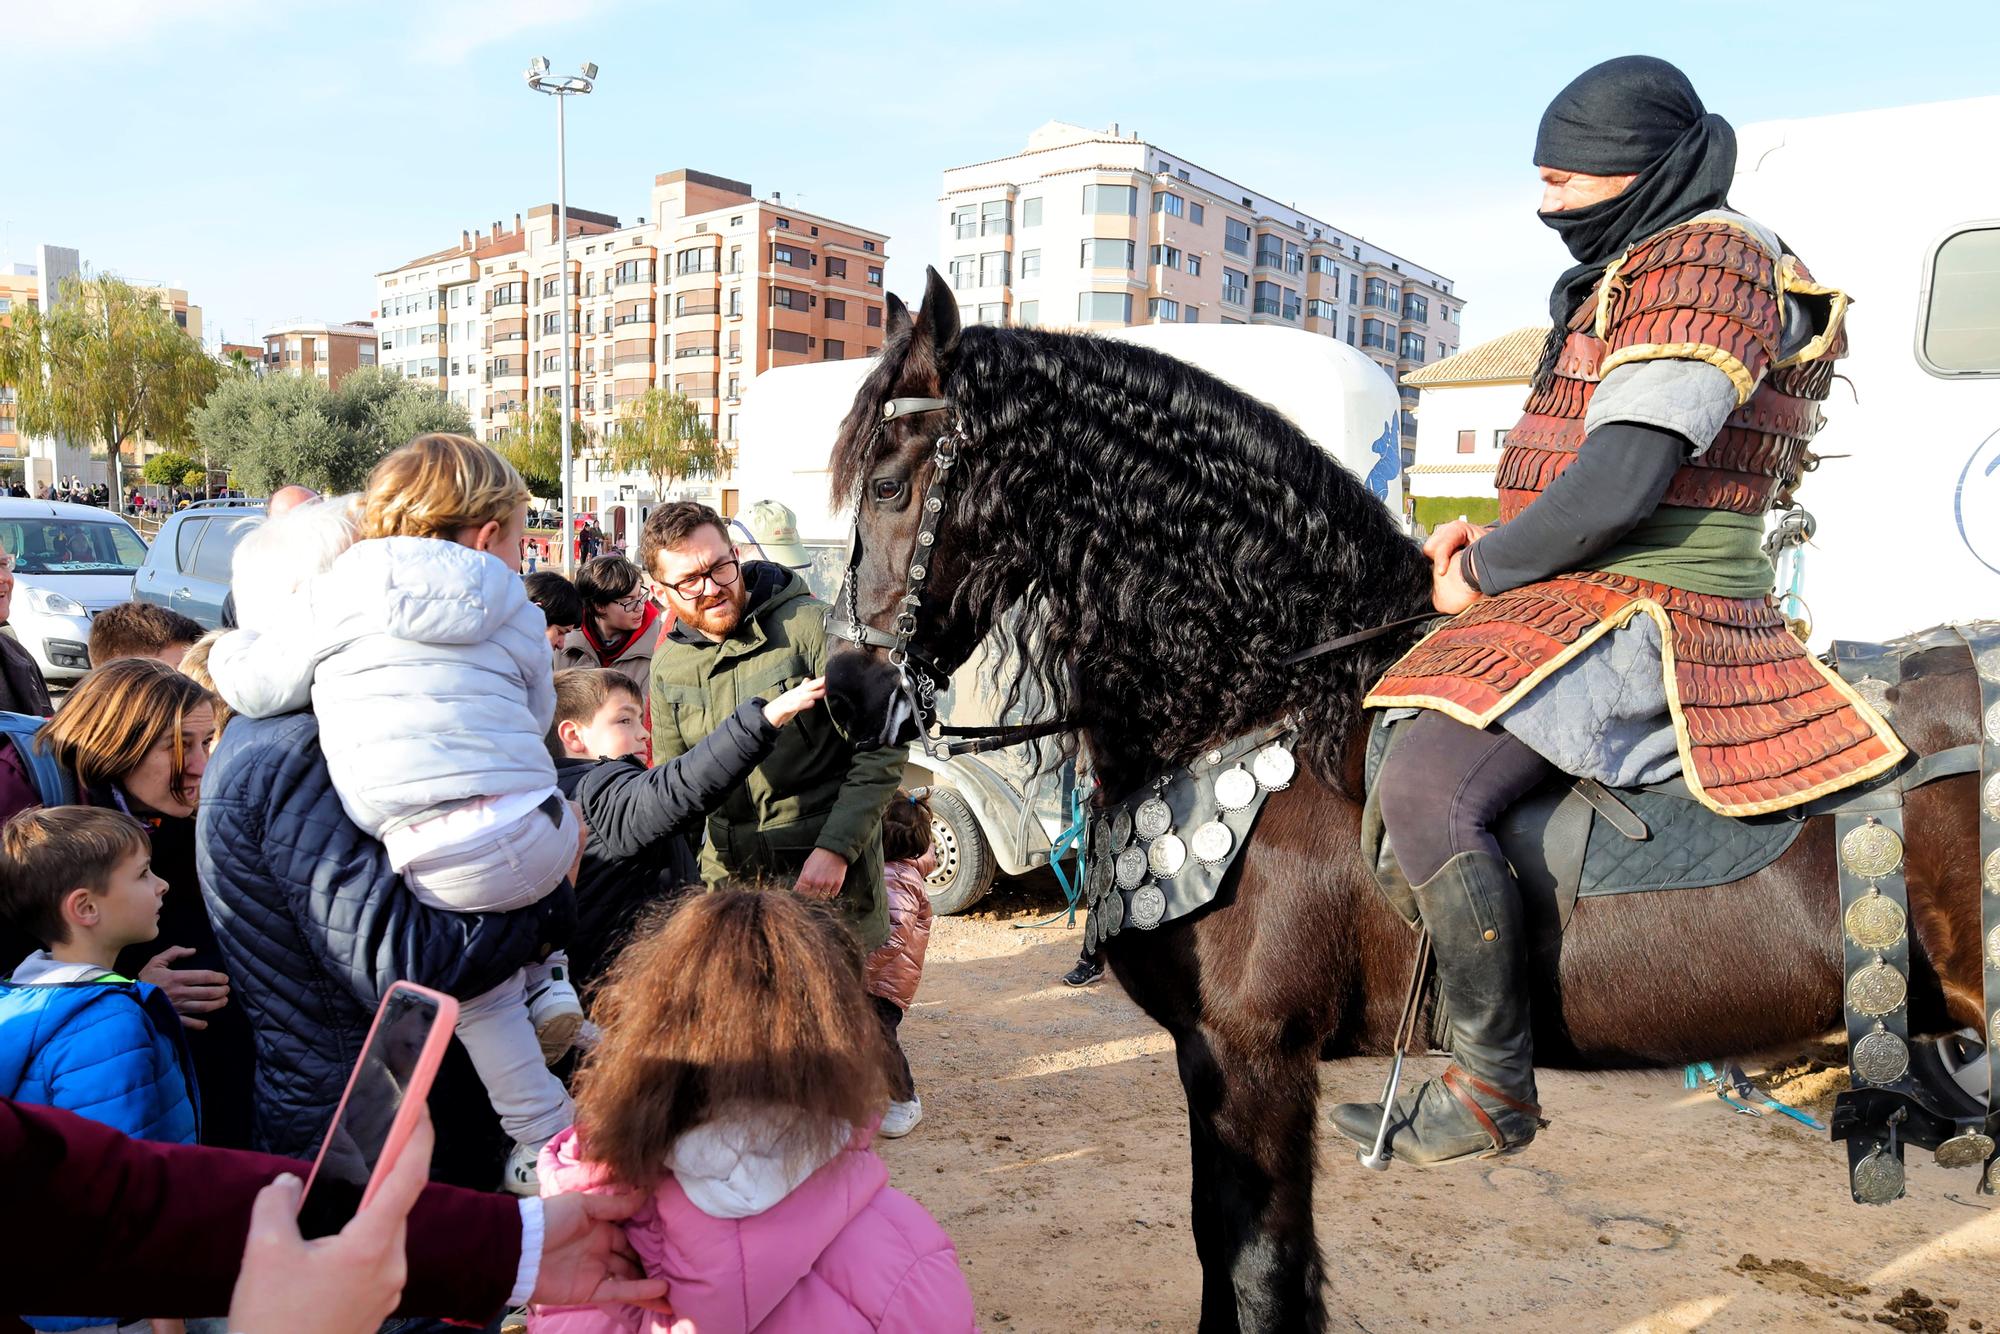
[{"left": 824, "top": 267, "right": 989, "bottom": 750}]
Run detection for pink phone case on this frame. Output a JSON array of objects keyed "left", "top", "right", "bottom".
[{"left": 300, "top": 981, "right": 460, "bottom": 1219}]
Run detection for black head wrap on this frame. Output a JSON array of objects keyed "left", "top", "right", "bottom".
[{"left": 1531, "top": 55, "right": 1737, "bottom": 387}]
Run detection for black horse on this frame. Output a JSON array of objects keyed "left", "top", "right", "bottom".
[{"left": 823, "top": 270, "right": 1989, "bottom": 1333}]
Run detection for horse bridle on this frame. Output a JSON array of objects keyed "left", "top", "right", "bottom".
[{"left": 827, "top": 395, "right": 1075, "bottom": 761}]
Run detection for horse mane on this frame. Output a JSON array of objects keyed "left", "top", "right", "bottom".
[{"left": 833, "top": 325, "right": 1434, "bottom": 794}]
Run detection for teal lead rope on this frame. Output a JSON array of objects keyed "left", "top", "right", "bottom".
[
  {"left": 1684, "top": 1060, "right": 1826, "bottom": 1130},
  {"left": 1016, "top": 773, "right": 1092, "bottom": 931}
]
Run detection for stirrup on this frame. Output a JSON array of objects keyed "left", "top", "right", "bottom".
[{"left": 1441, "top": 1065, "right": 1544, "bottom": 1154}]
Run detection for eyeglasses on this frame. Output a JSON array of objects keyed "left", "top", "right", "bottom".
[
  {"left": 663, "top": 558, "right": 740, "bottom": 599},
  {"left": 608, "top": 594, "right": 648, "bottom": 612}
]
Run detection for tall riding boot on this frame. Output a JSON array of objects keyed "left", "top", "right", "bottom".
[{"left": 1330, "top": 850, "right": 1542, "bottom": 1165}]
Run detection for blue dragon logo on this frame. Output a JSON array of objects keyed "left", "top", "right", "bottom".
[{"left": 1363, "top": 416, "right": 1399, "bottom": 501}]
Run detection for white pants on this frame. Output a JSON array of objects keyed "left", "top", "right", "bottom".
[
  {"left": 457, "top": 963, "right": 574, "bottom": 1148},
  {"left": 400, "top": 796, "right": 580, "bottom": 912}
]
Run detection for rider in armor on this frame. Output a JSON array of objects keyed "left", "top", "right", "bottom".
[{"left": 1330, "top": 55, "right": 1903, "bottom": 1166}]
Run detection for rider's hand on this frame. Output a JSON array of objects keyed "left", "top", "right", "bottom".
[
  {"left": 1422, "top": 519, "right": 1490, "bottom": 577},
  {"left": 138, "top": 946, "right": 231, "bottom": 1031},
  {"left": 764, "top": 677, "right": 827, "bottom": 729},
  {"left": 1432, "top": 551, "right": 1482, "bottom": 616}
]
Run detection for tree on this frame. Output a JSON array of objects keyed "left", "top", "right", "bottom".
[
  {"left": 142, "top": 451, "right": 199, "bottom": 487},
  {"left": 494, "top": 396, "right": 588, "bottom": 502},
  {"left": 0, "top": 275, "right": 218, "bottom": 496},
  {"left": 192, "top": 366, "right": 471, "bottom": 495},
  {"left": 607, "top": 388, "right": 732, "bottom": 500}
]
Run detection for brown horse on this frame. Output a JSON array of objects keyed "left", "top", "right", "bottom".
[{"left": 822, "top": 271, "right": 1989, "bottom": 1333}]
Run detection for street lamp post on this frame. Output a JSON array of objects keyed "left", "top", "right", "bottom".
[{"left": 525, "top": 56, "right": 597, "bottom": 575}]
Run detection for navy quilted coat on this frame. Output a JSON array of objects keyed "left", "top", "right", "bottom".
[{"left": 195, "top": 712, "right": 573, "bottom": 1158}]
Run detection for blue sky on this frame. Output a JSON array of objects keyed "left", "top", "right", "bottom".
[{"left": 7, "top": 0, "right": 1995, "bottom": 348}]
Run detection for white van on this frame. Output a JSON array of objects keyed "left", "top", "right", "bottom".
[{"left": 0, "top": 498, "right": 150, "bottom": 683}]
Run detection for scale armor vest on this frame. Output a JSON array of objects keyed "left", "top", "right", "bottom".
[{"left": 1496, "top": 218, "right": 1850, "bottom": 522}]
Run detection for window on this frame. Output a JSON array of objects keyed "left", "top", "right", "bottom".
[
  {"left": 774, "top": 217, "right": 791, "bottom": 230},
  {"left": 1439, "top": 340, "right": 1448, "bottom": 358},
  {"left": 1403, "top": 293, "right": 1429, "bottom": 322},
  {"left": 1307, "top": 299, "right": 1337, "bottom": 320},
  {"left": 824, "top": 339, "right": 845, "bottom": 360},
  {"left": 1020, "top": 249, "right": 1041, "bottom": 278},
  {"left": 771, "top": 286, "right": 808, "bottom": 310},
  {"left": 1077, "top": 292, "right": 1133, "bottom": 323},
  {"left": 187, "top": 516, "right": 255, "bottom": 583},
  {"left": 980, "top": 251, "right": 1009, "bottom": 287},
  {"left": 1222, "top": 267, "right": 1248, "bottom": 306},
  {"left": 1253, "top": 280, "right": 1282, "bottom": 316},
  {"left": 1350, "top": 274, "right": 1361, "bottom": 304},
  {"left": 951, "top": 207, "right": 977, "bottom": 240},
  {"left": 675, "top": 292, "right": 721, "bottom": 316},
  {"left": 1399, "top": 332, "right": 1426, "bottom": 361},
  {"left": 772, "top": 244, "right": 810, "bottom": 269},
  {"left": 1255, "top": 236, "right": 1285, "bottom": 269},
  {"left": 614, "top": 258, "right": 654, "bottom": 286},
  {"left": 1363, "top": 318, "right": 1388, "bottom": 349},
  {"left": 1457, "top": 430, "right": 1475, "bottom": 455},
  {"left": 1310, "top": 255, "right": 1338, "bottom": 276},
  {"left": 981, "top": 199, "right": 1011, "bottom": 236},
  {"left": 1186, "top": 255, "right": 1201, "bottom": 277},
  {"left": 949, "top": 256, "right": 976, "bottom": 290},
  {"left": 867, "top": 266, "right": 883, "bottom": 286},
  {"left": 1019, "top": 301, "right": 1040, "bottom": 326},
  {"left": 0, "top": 297, "right": 10, "bottom": 315},
  {"left": 1152, "top": 192, "right": 1184, "bottom": 217},
  {"left": 726, "top": 288, "right": 743, "bottom": 317},
  {"left": 1921, "top": 225, "right": 2000, "bottom": 375},
  {"left": 1347, "top": 316, "right": 1357, "bottom": 344},
  {"left": 541, "top": 351, "right": 562, "bottom": 372},
  {"left": 1286, "top": 243, "right": 1304, "bottom": 276},
  {"left": 730, "top": 215, "right": 744, "bottom": 226},
  {"left": 1494, "top": 429, "right": 1511, "bottom": 450},
  {"left": 977, "top": 303, "right": 1004, "bottom": 325},
  {"left": 1183, "top": 305, "right": 1198, "bottom": 323},
  {"left": 1150, "top": 245, "right": 1181, "bottom": 271},
  {"left": 1184, "top": 202, "right": 1202, "bottom": 226},
  {"left": 826, "top": 298, "right": 846, "bottom": 321},
  {"left": 1080, "top": 239, "right": 1135, "bottom": 270},
  {"left": 770, "top": 329, "right": 810, "bottom": 354},
  {"left": 1022, "top": 197, "right": 1042, "bottom": 227},
  {"left": 1148, "top": 298, "right": 1180, "bottom": 321},
  {"left": 1365, "top": 277, "right": 1390, "bottom": 308},
  {"left": 866, "top": 305, "right": 882, "bottom": 328},
  {"left": 677, "top": 247, "right": 717, "bottom": 275},
  {"left": 1082, "top": 184, "right": 1138, "bottom": 216},
  {"left": 826, "top": 257, "right": 846, "bottom": 279},
  {"left": 1224, "top": 218, "right": 1252, "bottom": 257}
]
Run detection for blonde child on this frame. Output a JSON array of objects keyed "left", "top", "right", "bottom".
[
  {"left": 530, "top": 887, "right": 974, "bottom": 1333},
  {"left": 210, "top": 434, "right": 580, "bottom": 1193}
]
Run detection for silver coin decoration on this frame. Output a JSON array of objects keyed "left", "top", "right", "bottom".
[
  {"left": 1214, "top": 766, "right": 1257, "bottom": 812},
  {"left": 1251, "top": 745, "right": 1297, "bottom": 791},
  {"left": 1986, "top": 848, "right": 2000, "bottom": 896},
  {"left": 1148, "top": 832, "right": 1187, "bottom": 878},
  {"left": 1847, "top": 962, "right": 1908, "bottom": 1017},
  {"left": 1934, "top": 1132, "right": 1996, "bottom": 1169},
  {"left": 1988, "top": 1159, "right": 2000, "bottom": 1195},
  {"left": 1978, "top": 647, "right": 2000, "bottom": 682},
  {"left": 1844, "top": 893, "right": 1907, "bottom": 951},
  {"left": 1088, "top": 852, "right": 1114, "bottom": 900},
  {"left": 1988, "top": 923, "right": 2000, "bottom": 971},
  {"left": 1083, "top": 910, "right": 1100, "bottom": 956},
  {"left": 1851, "top": 1028, "right": 1909, "bottom": 1086},
  {"left": 1111, "top": 808, "right": 1134, "bottom": 851},
  {"left": 1128, "top": 882, "right": 1167, "bottom": 930},
  {"left": 1840, "top": 821, "right": 1904, "bottom": 880},
  {"left": 1987, "top": 700, "right": 2000, "bottom": 744},
  {"left": 1190, "top": 820, "right": 1234, "bottom": 865},
  {"left": 1991, "top": 1008, "right": 2000, "bottom": 1050},
  {"left": 1115, "top": 846, "right": 1148, "bottom": 891},
  {"left": 1852, "top": 1149, "right": 1905, "bottom": 1205},
  {"left": 1985, "top": 772, "right": 2000, "bottom": 823},
  {"left": 1088, "top": 819, "right": 1105, "bottom": 859},
  {"left": 1852, "top": 676, "right": 1892, "bottom": 715},
  {"left": 1099, "top": 884, "right": 1124, "bottom": 934},
  {"left": 1134, "top": 797, "right": 1173, "bottom": 842}
]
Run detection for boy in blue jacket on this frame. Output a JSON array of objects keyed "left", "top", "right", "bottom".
[{"left": 0, "top": 806, "right": 196, "bottom": 1333}]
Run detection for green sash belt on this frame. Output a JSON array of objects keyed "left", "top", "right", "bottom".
[{"left": 1588, "top": 506, "right": 1775, "bottom": 598}]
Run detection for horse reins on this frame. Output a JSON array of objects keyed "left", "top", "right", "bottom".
[{"left": 827, "top": 394, "right": 1439, "bottom": 761}]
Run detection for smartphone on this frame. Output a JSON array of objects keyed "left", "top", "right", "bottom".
[{"left": 297, "top": 981, "right": 459, "bottom": 1240}]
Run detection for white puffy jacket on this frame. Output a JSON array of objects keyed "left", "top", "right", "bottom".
[{"left": 208, "top": 535, "right": 557, "bottom": 838}]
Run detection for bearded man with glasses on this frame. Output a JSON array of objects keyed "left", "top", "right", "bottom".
[{"left": 638, "top": 501, "right": 903, "bottom": 950}]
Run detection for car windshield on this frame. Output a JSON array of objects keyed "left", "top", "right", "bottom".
[{"left": 0, "top": 518, "right": 149, "bottom": 575}]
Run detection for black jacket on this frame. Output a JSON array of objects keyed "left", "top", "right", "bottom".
[
  {"left": 555, "top": 698, "right": 778, "bottom": 991},
  {"left": 195, "top": 713, "right": 572, "bottom": 1161}
]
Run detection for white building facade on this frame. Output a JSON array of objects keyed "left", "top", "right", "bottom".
[{"left": 1399, "top": 326, "right": 1543, "bottom": 526}]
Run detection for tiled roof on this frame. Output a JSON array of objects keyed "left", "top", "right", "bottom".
[{"left": 1402, "top": 326, "right": 1547, "bottom": 388}]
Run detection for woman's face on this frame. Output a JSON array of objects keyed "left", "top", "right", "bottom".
[{"left": 121, "top": 703, "right": 215, "bottom": 818}]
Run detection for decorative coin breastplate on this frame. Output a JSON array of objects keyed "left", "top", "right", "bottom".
[{"left": 1082, "top": 721, "right": 1296, "bottom": 953}]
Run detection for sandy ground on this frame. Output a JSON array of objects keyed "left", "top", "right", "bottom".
[{"left": 880, "top": 892, "right": 2000, "bottom": 1333}]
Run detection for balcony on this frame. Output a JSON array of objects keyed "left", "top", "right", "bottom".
[
  {"left": 673, "top": 300, "right": 721, "bottom": 318},
  {"left": 1252, "top": 297, "right": 1281, "bottom": 316},
  {"left": 1222, "top": 286, "right": 1247, "bottom": 307},
  {"left": 1254, "top": 250, "right": 1287, "bottom": 272}
]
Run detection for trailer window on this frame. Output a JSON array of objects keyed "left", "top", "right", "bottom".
[{"left": 1919, "top": 224, "right": 2000, "bottom": 376}]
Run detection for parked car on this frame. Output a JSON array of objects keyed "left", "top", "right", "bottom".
[
  {"left": 0, "top": 498, "right": 152, "bottom": 684},
  {"left": 131, "top": 497, "right": 266, "bottom": 630}
]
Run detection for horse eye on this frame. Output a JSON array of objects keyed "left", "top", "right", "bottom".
[{"left": 874, "top": 478, "right": 905, "bottom": 503}]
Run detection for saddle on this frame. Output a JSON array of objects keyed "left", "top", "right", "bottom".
[{"left": 1360, "top": 621, "right": 2000, "bottom": 1205}]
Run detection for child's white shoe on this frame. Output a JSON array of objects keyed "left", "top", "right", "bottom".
[
  {"left": 525, "top": 962, "right": 584, "bottom": 1064},
  {"left": 879, "top": 1097, "right": 924, "bottom": 1138},
  {"left": 502, "top": 1141, "right": 541, "bottom": 1196}
]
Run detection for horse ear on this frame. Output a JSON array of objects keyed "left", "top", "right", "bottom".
[
  {"left": 885, "top": 291, "right": 912, "bottom": 339},
  {"left": 918, "top": 265, "right": 961, "bottom": 359}
]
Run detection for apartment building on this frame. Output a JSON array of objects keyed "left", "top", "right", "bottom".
[
  {"left": 0, "top": 265, "right": 35, "bottom": 462},
  {"left": 375, "top": 170, "right": 889, "bottom": 517},
  {"left": 260, "top": 320, "right": 379, "bottom": 390},
  {"left": 938, "top": 121, "right": 1466, "bottom": 461}
]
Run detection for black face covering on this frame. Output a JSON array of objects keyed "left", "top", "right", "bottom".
[{"left": 1532, "top": 56, "right": 1737, "bottom": 386}]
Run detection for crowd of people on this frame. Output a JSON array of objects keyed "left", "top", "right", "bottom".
[{"left": 0, "top": 434, "right": 969, "bottom": 1332}]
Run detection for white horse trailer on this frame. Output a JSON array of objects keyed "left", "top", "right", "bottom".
[
  {"left": 1730, "top": 96, "right": 2000, "bottom": 643},
  {"left": 733, "top": 326, "right": 1403, "bottom": 911}
]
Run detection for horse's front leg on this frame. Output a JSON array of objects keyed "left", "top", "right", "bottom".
[{"left": 1174, "top": 1023, "right": 1328, "bottom": 1334}]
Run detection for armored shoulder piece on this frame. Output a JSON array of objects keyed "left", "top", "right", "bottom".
[{"left": 1594, "top": 220, "right": 1785, "bottom": 405}]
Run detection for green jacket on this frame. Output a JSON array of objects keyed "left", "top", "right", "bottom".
[{"left": 649, "top": 562, "right": 903, "bottom": 949}]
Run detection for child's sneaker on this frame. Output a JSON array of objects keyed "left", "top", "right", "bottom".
[
  {"left": 502, "top": 1141, "right": 541, "bottom": 1196},
  {"left": 879, "top": 1097, "right": 924, "bottom": 1138},
  {"left": 525, "top": 961, "right": 584, "bottom": 1064}
]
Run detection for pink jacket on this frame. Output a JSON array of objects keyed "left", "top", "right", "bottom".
[
  {"left": 863, "top": 861, "right": 934, "bottom": 1011},
  {"left": 529, "top": 1118, "right": 977, "bottom": 1334}
]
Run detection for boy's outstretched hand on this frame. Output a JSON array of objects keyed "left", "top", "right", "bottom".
[{"left": 763, "top": 676, "right": 827, "bottom": 729}]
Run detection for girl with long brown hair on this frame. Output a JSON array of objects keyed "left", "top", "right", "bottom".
[{"left": 529, "top": 887, "right": 975, "bottom": 1334}]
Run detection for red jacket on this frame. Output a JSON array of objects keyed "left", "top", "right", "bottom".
[{"left": 0, "top": 1098, "right": 521, "bottom": 1325}]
